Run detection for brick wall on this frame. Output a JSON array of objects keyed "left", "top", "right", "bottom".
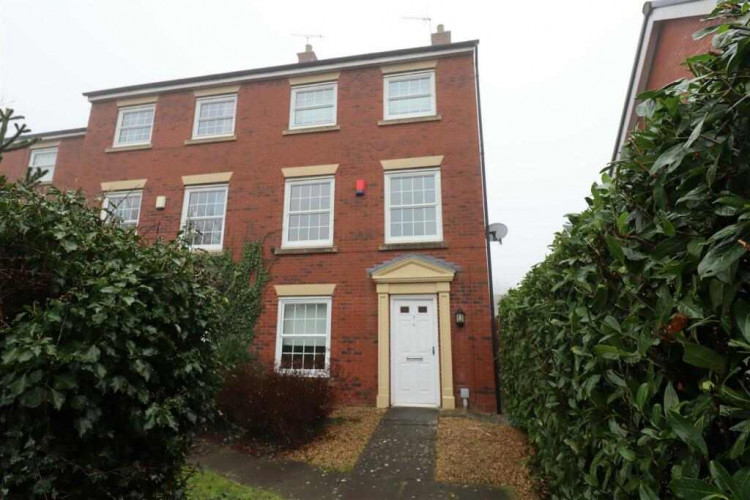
[
  {"left": 647, "top": 16, "right": 715, "bottom": 91},
  {"left": 1, "top": 52, "right": 497, "bottom": 412}
]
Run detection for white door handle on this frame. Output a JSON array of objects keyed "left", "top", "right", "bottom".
[{"left": 406, "top": 356, "right": 423, "bottom": 361}]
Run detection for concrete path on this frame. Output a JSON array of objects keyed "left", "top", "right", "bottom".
[{"left": 191, "top": 407, "right": 513, "bottom": 499}]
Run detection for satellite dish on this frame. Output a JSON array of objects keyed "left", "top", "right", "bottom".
[{"left": 488, "top": 223, "right": 508, "bottom": 244}]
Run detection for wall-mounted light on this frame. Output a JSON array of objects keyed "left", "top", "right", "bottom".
[{"left": 455, "top": 308, "right": 466, "bottom": 328}]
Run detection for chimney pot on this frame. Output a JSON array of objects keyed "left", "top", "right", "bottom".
[
  {"left": 431, "top": 24, "right": 451, "bottom": 45},
  {"left": 297, "top": 44, "right": 317, "bottom": 63}
]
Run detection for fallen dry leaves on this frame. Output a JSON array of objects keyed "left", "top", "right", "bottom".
[
  {"left": 436, "top": 415, "right": 538, "bottom": 500},
  {"left": 283, "top": 406, "right": 385, "bottom": 471}
]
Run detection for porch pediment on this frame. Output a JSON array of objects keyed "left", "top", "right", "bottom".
[{"left": 369, "top": 254, "right": 457, "bottom": 284}]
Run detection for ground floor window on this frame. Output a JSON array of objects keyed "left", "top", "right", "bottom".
[{"left": 275, "top": 296, "right": 331, "bottom": 374}]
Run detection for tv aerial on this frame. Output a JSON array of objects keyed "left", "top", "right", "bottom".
[{"left": 401, "top": 16, "right": 433, "bottom": 34}]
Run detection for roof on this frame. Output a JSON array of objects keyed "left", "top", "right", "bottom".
[
  {"left": 24, "top": 127, "right": 87, "bottom": 141},
  {"left": 84, "top": 40, "right": 479, "bottom": 102}
]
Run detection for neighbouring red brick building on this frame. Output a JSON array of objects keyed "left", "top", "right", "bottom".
[
  {"left": 2, "top": 27, "right": 498, "bottom": 412},
  {"left": 614, "top": 0, "right": 717, "bottom": 158}
]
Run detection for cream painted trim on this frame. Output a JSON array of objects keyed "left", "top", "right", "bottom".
[
  {"left": 376, "top": 291, "right": 391, "bottom": 408},
  {"left": 274, "top": 284, "right": 336, "bottom": 296},
  {"left": 289, "top": 71, "right": 341, "bottom": 86},
  {"left": 117, "top": 96, "right": 158, "bottom": 107},
  {"left": 376, "top": 282, "right": 450, "bottom": 294},
  {"left": 101, "top": 179, "right": 147, "bottom": 192},
  {"left": 370, "top": 256, "right": 456, "bottom": 284},
  {"left": 380, "top": 155, "right": 444, "bottom": 171},
  {"left": 282, "top": 164, "right": 339, "bottom": 178},
  {"left": 194, "top": 85, "right": 240, "bottom": 97},
  {"left": 30, "top": 141, "right": 60, "bottom": 150},
  {"left": 438, "top": 291, "right": 456, "bottom": 409},
  {"left": 381, "top": 59, "right": 437, "bottom": 74},
  {"left": 181, "top": 172, "right": 233, "bottom": 186}
]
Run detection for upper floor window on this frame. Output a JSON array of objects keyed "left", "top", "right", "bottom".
[
  {"left": 192, "top": 95, "right": 237, "bottom": 139},
  {"left": 114, "top": 105, "right": 155, "bottom": 147},
  {"left": 289, "top": 83, "right": 337, "bottom": 129},
  {"left": 385, "top": 168, "right": 443, "bottom": 243},
  {"left": 383, "top": 71, "right": 436, "bottom": 120},
  {"left": 180, "top": 184, "right": 228, "bottom": 251},
  {"left": 282, "top": 176, "right": 334, "bottom": 248},
  {"left": 102, "top": 191, "right": 142, "bottom": 229},
  {"left": 28, "top": 147, "right": 58, "bottom": 182},
  {"left": 275, "top": 296, "right": 331, "bottom": 374}
]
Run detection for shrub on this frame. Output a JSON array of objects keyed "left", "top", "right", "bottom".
[
  {"left": 196, "top": 243, "right": 269, "bottom": 372},
  {"left": 0, "top": 178, "right": 222, "bottom": 498},
  {"left": 498, "top": 3, "right": 750, "bottom": 499},
  {"left": 217, "top": 363, "right": 334, "bottom": 446}
]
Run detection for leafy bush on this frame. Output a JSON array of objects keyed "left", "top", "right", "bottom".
[
  {"left": 0, "top": 178, "right": 222, "bottom": 498},
  {"left": 196, "top": 243, "right": 269, "bottom": 371},
  {"left": 498, "top": 3, "right": 750, "bottom": 499},
  {"left": 217, "top": 363, "right": 334, "bottom": 446}
]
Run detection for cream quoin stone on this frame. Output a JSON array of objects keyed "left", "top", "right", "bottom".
[
  {"left": 100, "top": 178, "right": 147, "bottom": 192},
  {"left": 281, "top": 164, "right": 339, "bottom": 178},
  {"left": 181, "top": 172, "right": 233, "bottom": 186},
  {"left": 274, "top": 284, "right": 336, "bottom": 296},
  {"left": 380, "top": 155, "right": 444, "bottom": 171}
]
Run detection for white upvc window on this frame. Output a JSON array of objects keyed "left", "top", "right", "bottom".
[
  {"left": 289, "top": 82, "right": 337, "bottom": 129},
  {"left": 192, "top": 94, "right": 237, "bottom": 139},
  {"left": 282, "top": 176, "right": 335, "bottom": 248},
  {"left": 275, "top": 296, "right": 332, "bottom": 374},
  {"left": 384, "top": 168, "right": 443, "bottom": 243},
  {"left": 383, "top": 71, "right": 436, "bottom": 120},
  {"left": 113, "top": 105, "right": 155, "bottom": 146},
  {"left": 101, "top": 191, "right": 142, "bottom": 229},
  {"left": 28, "top": 147, "right": 58, "bottom": 182},
  {"left": 180, "top": 184, "right": 228, "bottom": 251}
]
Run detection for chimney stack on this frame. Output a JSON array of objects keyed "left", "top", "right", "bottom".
[
  {"left": 297, "top": 44, "right": 317, "bottom": 63},
  {"left": 431, "top": 24, "right": 451, "bottom": 45}
]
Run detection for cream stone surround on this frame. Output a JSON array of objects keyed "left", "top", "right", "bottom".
[
  {"left": 101, "top": 179, "right": 147, "bottom": 192},
  {"left": 288, "top": 72, "right": 341, "bottom": 86},
  {"left": 116, "top": 96, "right": 158, "bottom": 107},
  {"left": 194, "top": 85, "right": 240, "bottom": 97},
  {"left": 381, "top": 59, "right": 438, "bottom": 74},
  {"left": 181, "top": 172, "right": 233, "bottom": 185},
  {"left": 380, "top": 155, "right": 444, "bottom": 171},
  {"left": 370, "top": 256, "right": 456, "bottom": 409},
  {"left": 281, "top": 164, "right": 339, "bottom": 178},
  {"left": 274, "top": 284, "right": 336, "bottom": 296}
]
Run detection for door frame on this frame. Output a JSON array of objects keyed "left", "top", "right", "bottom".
[{"left": 389, "top": 295, "right": 440, "bottom": 408}]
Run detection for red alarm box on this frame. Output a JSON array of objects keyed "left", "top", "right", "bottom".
[{"left": 356, "top": 179, "right": 366, "bottom": 196}]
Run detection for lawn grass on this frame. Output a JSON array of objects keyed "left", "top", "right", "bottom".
[{"left": 186, "top": 469, "right": 281, "bottom": 499}]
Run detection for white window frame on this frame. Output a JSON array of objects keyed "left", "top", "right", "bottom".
[
  {"left": 28, "top": 147, "right": 58, "bottom": 182},
  {"left": 113, "top": 104, "right": 155, "bottom": 147},
  {"left": 179, "top": 184, "right": 229, "bottom": 251},
  {"left": 100, "top": 190, "right": 143, "bottom": 229},
  {"left": 288, "top": 82, "right": 338, "bottom": 130},
  {"left": 281, "top": 176, "right": 335, "bottom": 249},
  {"left": 383, "top": 70, "right": 436, "bottom": 121},
  {"left": 275, "top": 296, "right": 332, "bottom": 376},
  {"left": 384, "top": 168, "right": 443, "bottom": 244},
  {"left": 191, "top": 94, "right": 237, "bottom": 139}
]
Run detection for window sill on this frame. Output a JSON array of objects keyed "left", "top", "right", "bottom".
[
  {"left": 379, "top": 241, "right": 447, "bottom": 251},
  {"left": 105, "top": 144, "right": 152, "bottom": 153},
  {"left": 273, "top": 246, "right": 338, "bottom": 255},
  {"left": 184, "top": 135, "right": 237, "bottom": 146},
  {"left": 283, "top": 125, "right": 340, "bottom": 136},
  {"left": 378, "top": 114, "right": 441, "bottom": 126}
]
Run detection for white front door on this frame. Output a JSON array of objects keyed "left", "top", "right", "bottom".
[{"left": 390, "top": 295, "right": 440, "bottom": 407}]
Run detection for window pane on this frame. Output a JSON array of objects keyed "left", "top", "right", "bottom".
[
  {"left": 286, "top": 180, "right": 332, "bottom": 244},
  {"left": 294, "top": 106, "right": 334, "bottom": 126},
  {"left": 118, "top": 108, "right": 154, "bottom": 145},
  {"left": 279, "top": 301, "right": 328, "bottom": 371},
  {"left": 29, "top": 149, "right": 57, "bottom": 182},
  {"left": 195, "top": 98, "right": 235, "bottom": 137},
  {"left": 389, "top": 95, "right": 432, "bottom": 116},
  {"left": 185, "top": 189, "right": 227, "bottom": 247},
  {"left": 105, "top": 192, "right": 142, "bottom": 229}
]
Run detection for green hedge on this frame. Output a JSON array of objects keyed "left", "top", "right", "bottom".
[
  {"left": 0, "top": 178, "right": 222, "bottom": 497},
  {"left": 498, "top": 3, "right": 750, "bottom": 499}
]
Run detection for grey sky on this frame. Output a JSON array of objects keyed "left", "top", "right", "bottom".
[{"left": 0, "top": 0, "right": 646, "bottom": 293}]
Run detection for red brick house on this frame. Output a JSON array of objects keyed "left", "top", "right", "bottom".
[
  {"left": 614, "top": 0, "right": 717, "bottom": 158},
  {"left": 1, "top": 27, "right": 498, "bottom": 412}
]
